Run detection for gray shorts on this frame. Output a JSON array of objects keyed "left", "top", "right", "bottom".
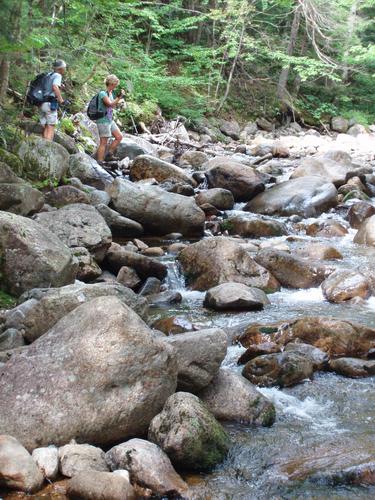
[
  {"left": 97, "top": 121, "right": 120, "bottom": 138},
  {"left": 40, "top": 102, "right": 58, "bottom": 126}
]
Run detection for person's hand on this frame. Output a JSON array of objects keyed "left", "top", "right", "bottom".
[{"left": 62, "top": 99, "right": 71, "bottom": 108}]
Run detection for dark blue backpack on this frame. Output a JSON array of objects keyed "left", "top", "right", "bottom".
[{"left": 26, "top": 72, "right": 54, "bottom": 106}]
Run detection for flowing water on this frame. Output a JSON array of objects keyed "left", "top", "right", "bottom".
[{"left": 150, "top": 203, "right": 375, "bottom": 499}]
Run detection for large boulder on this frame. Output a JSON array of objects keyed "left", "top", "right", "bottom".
[
  {"left": 178, "top": 237, "right": 280, "bottom": 292},
  {"left": 321, "top": 269, "right": 371, "bottom": 303},
  {"left": 44, "top": 185, "right": 90, "bottom": 207},
  {"left": 0, "top": 435, "right": 44, "bottom": 493},
  {"left": 0, "top": 297, "right": 177, "bottom": 450},
  {"left": 347, "top": 201, "right": 375, "bottom": 229},
  {"left": 179, "top": 150, "right": 208, "bottom": 169},
  {"left": 67, "top": 470, "right": 135, "bottom": 500},
  {"left": 204, "top": 282, "right": 269, "bottom": 311},
  {"left": 69, "top": 153, "right": 113, "bottom": 189},
  {"left": 205, "top": 157, "right": 266, "bottom": 201},
  {"left": 245, "top": 176, "right": 337, "bottom": 217},
  {"left": 331, "top": 117, "right": 349, "bottom": 133},
  {"left": 226, "top": 215, "right": 287, "bottom": 238},
  {"left": 34, "top": 204, "right": 112, "bottom": 262},
  {"left": 96, "top": 204, "right": 143, "bottom": 237},
  {"left": 354, "top": 214, "right": 375, "bottom": 247},
  {"left": 59, "top": 443, "right": 108, "bottom": 478},
  {"left": 130, "top": 155, "right": 195, "bottom": 185},
  {"left": 0, "top": 211, "right": 77, "bottom": 296},
  {"left": 291, "top": 150, "right": 362, "bottom": 187},
  {"left": 31, "top": 446, "right": 59, "bottom": 480},
  {"left": 254, "top": 248, "right": 329, "bottom": 289},
  {"left": 0, "top": 162, "right": 44, "bottom": 215},
  {"left": 17, "top": 136, "right": 69, "bottom": 181},
  {"left": 220, "top": 120, "right": 240, "bottom": 140},
  {"left": 105, "top": 439, "right": 188, "bottom": 497},
  {"left": 148, "top": 392, "right": 230, "bottom": 472},
  {"left": 108, "top": 178, "right": 205, "bottom": 236},
  {"left": 195, "top": 188, "right": 234, "bottom": 210},
  {"left": 4, "top": 281, "right": 148, "bottom": 343},
  {"left": 165, "top": 328, "right": 227, "bottom": 393},
  {"left": 284, "top": 343, "right": 329, "bottom": 371},
  {"left": 198, "top": 369, "right": 276, "bottom": 426},
  {"left": 329, "top": 357, "right": 375, "bottom": 378}
]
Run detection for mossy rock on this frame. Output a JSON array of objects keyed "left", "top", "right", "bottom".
[
  {"left": 0, "top": 289, "right": 17, "bottom": 309},
  {"left": 0, "top": 147, "right": 24, "bottom": 177}
]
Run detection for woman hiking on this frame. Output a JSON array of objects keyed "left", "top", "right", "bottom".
[{"left": 95, "top": 74, "right": 125, "bottom": 163}]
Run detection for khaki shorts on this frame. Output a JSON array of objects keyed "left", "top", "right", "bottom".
[
  {"left": 97, "top": 121, "right": 120, "bottom": 138},
  {"left": 39, "top": 102, "right": 58, "bottom": 126}
]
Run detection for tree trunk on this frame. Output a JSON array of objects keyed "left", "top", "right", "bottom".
[
  {"left": 0, "top": 1, "right": 22, "bottom": 103},
  {"left": 342, "top": 0, "right": 358, "bottom": 82},
  {"left": 0, "top": 58, "right": 10, "bottom": 103}
]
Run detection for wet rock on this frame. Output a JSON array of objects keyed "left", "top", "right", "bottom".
[
  {"left": 105, "top": 242, "right": 167, "bottom": 280},
  {"left": 354, "top": 214, "right": 375, "bottom": 247},
  {"left": 96, "top": 204, "right": 143, "bottom": 237},
  {"left": 179, "top": 150, "right": 208, "bottom": 168},
  {"left": 245, "top": 176, "right": 337, "bottom": 217},
  {"left": 148, "top": 291, "right": 182, "bottom": 306},
  {"left": 108, "top": 178, "right": 205, "bottom": 236},
  {"left": 0, "top": 211, "right": 77, "bottom": 296},
  {"left": 69, "top": 153, "right": 113, "bottom": 190},
  {"left": 148, "top": 392, "right": 230, "bottom": 472},
  {"left": 205, "top": 157, "right": 266, "bottom": 201},
  {"left": 105, "top": 439, "right": 188, "bottom": 497},
  {"left": 347, "top": 201, "right": 375, "bottom": 229},
  {"left": 0, "top": 435, "right": 44, "bottom": 492},
  {"left": 0, "top": 328, "right": 25, "bottom": 351},
  {"left": 239, "top": 317, "right": 375, "bottom": 358},
  {"left": 242, "top": 351, "right": 314, "bottom": 387},
  {"left": 165, "top": 328, "right": 227, "bottom": 392},
  {"left": 331, "top": 116, "right": 349, "bottom": 133},
  {"left": 117, "top": 266, "right": 141, "bottom": 290},
  {"left": 178, "top": 237, "right": 280, "bottom": 292},
  {"left": 321, "top": 269, "right": 371, "bottom": 303},
  {"left": 67, "top": 470, "right": 135, "bottom": 500},
  {"left": 195, "top": 188, "right": 234, "bottom": 210},
  {"left": 142, "top": 246, "right": 164, "bottom": 257},
  {"left": 5, "top": 281, "right": 147, "bottom": 343},
  {"left": 168, "top": 242, "right": 187, "bottom": 254},
  {"left": 198, "top": 369, "right": 276, "bottom": 426},
  {"left": 152, "top": 316, "right": 194, "bottom": 336},
  {"left": 0, "top": 297, "right": 177, "bottom": 450},
  {"left": 293, "top": 242, "right": 343, "bottom": 260},
  {"left": 238, "top": 342, "right": 280, "bottom": 365},
  {"left": 32, "top": 446, "right": 59, "bottom": 480},
  {"left": 227, "top": 215, "right": 287, "bottom": 238},
  {"left": 255, "top": 248, "right": 329, "bottom": 289},
  {"left": 306, "top": 220, "right": 348, "bottom": 238},
  {"left": 45, "top": 185, "right": 90, "bottom": 207},
  {"left": 284, "top": 343, "right": 329, "bottom": 370},
  {"left": 139, "top": 277, "right": 161, "bottom": 296},
  {"left": 17, "top": 136, "right": 69, "bottom": 182},
  {"left": 160, "top": 180, "right": 195, "bottom": 196},
  {"left": 130, "top": 155, "right": 195, "bottom": 185},
  {"left": 59, "top": 443, "right": 108, "bottom": 478},
  {"left": 329, "top": 357, "right": 375, "bottom": 378},
  {"left": 204, "top": 282, "right": 269, "bottom": 311}
]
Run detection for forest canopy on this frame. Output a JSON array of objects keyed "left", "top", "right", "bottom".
[{"left": 0, "top": 0, "right": 374, "bottom": 126}]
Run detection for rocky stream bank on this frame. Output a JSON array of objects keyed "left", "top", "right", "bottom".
[{"left": 0, "top": 115, "right": 374, "bottom": 499}]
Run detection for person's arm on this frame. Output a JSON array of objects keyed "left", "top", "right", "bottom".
[
  {"left": 102, "top": 90, "right": 125, "bottom": 109},
  {"left": 52, "top": 84, "right": 64, "bottom": 104}
]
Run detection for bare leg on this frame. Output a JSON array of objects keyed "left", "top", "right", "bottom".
[
  {"left": 97, "top": 137, "right": 108, "bottom": 161},
  {"left": 43, "top": 125, "right": 55, "bottom": 141},
  {"left": 108, "top": 128, "right": 123, "bottom": 155}
]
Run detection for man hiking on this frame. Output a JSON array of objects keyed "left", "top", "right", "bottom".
[
  {"left": 39, "top": 59, "right": 67, "bottom": 141},
  {"left": 95, "top": 74, "right": 125, "bottom": 163}
]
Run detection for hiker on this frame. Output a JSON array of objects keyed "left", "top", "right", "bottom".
[
  {"left": 95, "top": 74, "right": 125, "bottom": 162},
  {"left": 40, "top": 59, "right": 67, "bottom": 141}
]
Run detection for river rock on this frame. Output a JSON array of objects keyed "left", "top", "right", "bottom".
[
  {"left": 220, "top": 120, "right": 240, "bottom": 140},
  {"left": 204, "top": 282, "right": 269, "bottom": 311},
  {"left": 117, "top": 266, "right": 141, "bottom": 290},
  {"left": 32, "top": 446, "right": 59, "bottom": 480},
  {"left": 227, "top": 215, "right": 287, "bottom": 238},
  {"left": 306, "top": 220, "right": 348, "bottom": 238},
  {"left": 239, "top": 317, "right": 375, "bottom": 358},
  {"left": 67, "top": 470, "right": 135, "bottom": 500},
  {"left": 105, "top": 242, "right": 167, "bottom": 280},
  {"left": 329, "top": 357, "right": 375, "bottom": 378},
  {"left": 59, "top": 443, "right": 108, "bottom": 478},
  {"left": 179, "top": 150, "right": 208, "bottom": 168},
  {"left": 152, "top": 316, "right": 194, "bottom": 335},
  {"left": 238, "top": 342, "right": 281, "bottom": 365},
  {"left": 108, "top": 178, "right": 205, "bottom": 236},
  {"left": 44, "top": 185, "right": 90, "bottom": 207},
  {"left": 293, "top": 242, "right": 343, "bottom": 260},
  {"left": 178, "top": 237, "right": 279, "bottom": 292},
  {"left": 148, "top": 392, "right": 230, "bottom": 472},
  {"left": 321, "top": 269, "right": 371, "bottom": 303},
  {"left": 284, "top": 343, "right": 329, "bottom": 370},
  {"left": 0, "top": 211, "right": 77, "bottom": 296},
  {"left": 0, "top": 328, "right": 25, "bottom": 351},
  {"left": 245, "top": 176, "right": 337, "bottom": 217},
  {"left": 347, "top": 201, "right": 375, "bottom": 229},
  {"left": 0, "top": 162, "right": 44, "bottom": 215},
  {"left": 96, "top": 204, "right": 143, "bottom": 237},
  {"left": 4, "top": 281, "right": 148, "bottom": 343},
  {"left": 256, "top": 117, "right": 273, "bottom": 131},
  {"left": 17, "top": 136, "right": 69, "bottom": 181},
  {"left": 88, "top": 188, "right": 111, "bottom": 206},
  {"left": 73, "top": 246, "right": 102, "bottom": 282},
  {"left": 0, "top": 296, "right": 177, "bottom": 450},
  {"left": 255, "top": 248, "right": 329, "bottom": 289},
  {"left": 331, "top": 117, "right": 349, "bottom": 133},
  {"left": 34, "top": 204, "right": 111, "bottom": 262},
  {"left": 165, "top": 328, "right": 227, "bottom": 392},
  {"left": 353, "top": 214, "right": 375, "bottom": 247},
  {"left": 130, "top": 155, "right": 194, "bottom": 185},
  {"left": 117, "top": 139, "right": 150, "bottom": 160},
  {"left": 205, "top": 157, "right": 266, "bottom": 201},
  {"left": 242, "top": 351, "right": 314, "bottom": 387},
  {"left": 195, "top": 188, "right": 234, "bottom": 210},
  {"left": 69, "top": 153, "right": 113, "bottom": 189},
  {"left": 347, "top": 123, "right": 367, "bottom": 136},
  {"left": 198, "top": 369, "right": 276, "bottom": 426},
  {"left": 0, "top": 435, "right": 44, "bottom": 492},
  {"left": 105, "top": 439, "right": 188, "bottom": 497}
]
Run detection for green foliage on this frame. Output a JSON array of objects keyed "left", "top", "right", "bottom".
[
  {"left": 32, "top": 178, "right": 59, "bottom": 190},
  {"left": 59, "top": 118, "right": 75, "bottom": 136},
  {"left": 0, "top": 290, "right": 17, "bottom": 309}
]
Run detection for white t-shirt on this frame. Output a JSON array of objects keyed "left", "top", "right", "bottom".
[{"left": 45, "top": 72, "right": 62, "bottom": 97}]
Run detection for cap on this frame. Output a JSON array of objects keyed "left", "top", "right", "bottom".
[{"left": 53, "top": 59, "right": 67, "bottom": 69}]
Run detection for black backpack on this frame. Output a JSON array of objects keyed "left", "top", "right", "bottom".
[
  {"left": 87, "top": 93, "right": 106, "bottom": 121},
  {"left": 26, "top": 72, "right": 54, "bottom": 106}
]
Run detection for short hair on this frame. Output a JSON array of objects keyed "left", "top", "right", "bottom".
[
  {"left": 105, "top": 74, "right": 120, "bottom": 87},
  {"left": 53, "top": 59, "right": 66, "bottom": 69}
]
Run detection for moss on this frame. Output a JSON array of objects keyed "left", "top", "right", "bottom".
[
  {"left": 60, "top": 117, "right": 75, "bottom": 135},
  {"left": 259, "top": 326, "right": 278, "bottom": 334},
  {"left": 261, "top": 404, "right": 276, "bottom": 427},
  {"left": 0, "top": 289, "right": 17, "bottom": 309},
  {"left": 0, "top": 147, "right": 24, "bottom": 176},
  {"left": 220, "top": 220, "right": 234, "bottom": 232}
]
